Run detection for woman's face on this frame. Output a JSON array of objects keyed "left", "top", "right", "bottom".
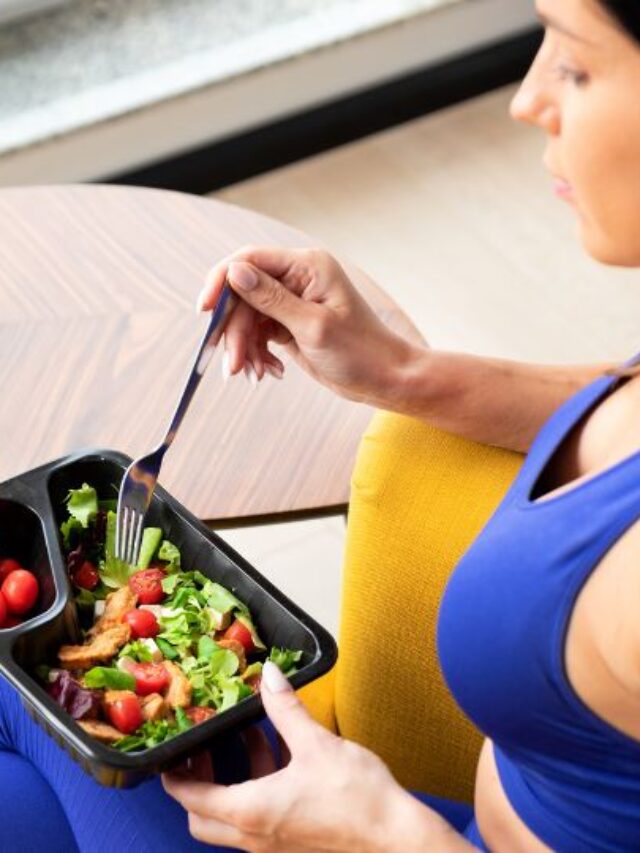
[{"left": 511, "top": 0, "right": 640, "bottom": 267}]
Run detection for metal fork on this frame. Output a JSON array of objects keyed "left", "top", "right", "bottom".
[{"left": 115, "top": 284, "right": 235, "bottom": 565}]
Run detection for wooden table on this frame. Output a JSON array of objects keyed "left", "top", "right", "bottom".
[{"left": 0, "top": 185, "right": 422, "bottom": 524}]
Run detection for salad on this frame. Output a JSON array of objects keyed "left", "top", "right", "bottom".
[{"left": 39, "top": 483, "right": 302, "bottom": 752}]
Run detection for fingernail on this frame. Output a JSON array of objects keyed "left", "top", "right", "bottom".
[
  {"left": 228, "top": 262, "right": 258, "bottom": 291},
  {"left": 265, "top": 363, "right": 284, "bottom": 380},
  {"left": 196, "top": 290, "right": 207, "bottom": 313},
  {"left": 244, "top": 362, "right": 258, "bottom": 388},
  {"left": 221, "top": 350, "right": 231, "bottom": 383},
  {"left": 262, "top": 661, "right": 291, "bottom": 694}
]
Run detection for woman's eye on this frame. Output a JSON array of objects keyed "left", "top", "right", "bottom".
[{"left": 553, "top": 64, "right": 589, "bottom": 86}]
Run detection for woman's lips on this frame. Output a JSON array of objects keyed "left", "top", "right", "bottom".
[{"left": 552, "top": 177, "right": 575, "bottom": 202}]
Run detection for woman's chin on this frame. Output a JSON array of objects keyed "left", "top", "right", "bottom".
[{"left": 578, "top": 221, "right": 640, "bottom": 269}]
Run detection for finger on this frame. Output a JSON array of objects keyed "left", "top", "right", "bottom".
[
  {"left": 163, "top": 772, "right": 278, "bottom": 825},
  {"left": 260, "top": 661, "right": 324, "bottom": 756},
  {"left": 190, "top": 750, "right": 214, "bottom": 782},
  {"left": 224, "top": 299, "right": 255, "bottom": 374},
  {"left": 227, "top": 261, "right": 320, "bottom": 334},
  {"left": 187, "top": 811, "right": 253, "bottom": 849},
  {"left": 246, "top": 340, "right": 265, "bottom": 381},
  {"left": 244, "top": 359, "right": 259, "bottom": 388},
  {"left": 197, "top": 263, "right": 228, "bottom": 313},
  {"left": 172, "top": 750, "right": 214, "bottom": 782},
  {"left": 278, "top": 732, "right": 292, "bottom": 767},
  {"left": 243, "top": 725, "right": 278, "bottom": 778},
  {"left": 258, "top": 317, "right": 293, "bottom": 347},
  {"left": 260, "top": 346, "right": 285, "bottom": 380},
  {"left": 199, "top": 245, "right": 301, "bottom": 313}
]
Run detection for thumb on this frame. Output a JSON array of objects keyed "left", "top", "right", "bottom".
[
  {"left": 227, "top": 261, "right": 316, "bottom": 333},
  {"left": 260, "top": 661, "right": 319, "bottom": 756}
]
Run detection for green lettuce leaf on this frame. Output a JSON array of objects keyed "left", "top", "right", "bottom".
[
  {"left": 99, "top": 510, "right": 131, "bottom": 588},
  {"left": 157, "top": 539, "right": 181, "bottom": 572},
  {"left": 155, "top": 637, "right": 180, "bottom": 660},
  {"left": 268, "top": 647, "right": 303, "bottom": 675},
  {"left": 84, "top": 667, "right": 135, "bottom": 691},
  {"left": 114, "top": 714, "right": 190, "bottom": 752},
  {"left": 60, "top": 516, "right": 84, "bottom": 549},
  {"left": 65, "top": 484, "right": 98, "bottom": 527},
  {"left": 197, "top": 635, "right": 219, "bottom": 660},
  {"left": 218, "top": 676, "right": 253, "bottom": 711},
  {"left": 119, "top": 640, "right": 153, "bottom": 663},
  {"left": 201, "top": 581, "right": 248, "bottom": 615}
]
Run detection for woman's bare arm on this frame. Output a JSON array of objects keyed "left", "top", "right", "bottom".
[
  {"left": 199, "top": 247, "right": 615, "bottom": 455},
  {"left": 381, "top": 347, "right": 615, "bottom": 454}
]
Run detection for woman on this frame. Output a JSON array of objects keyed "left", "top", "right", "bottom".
[{"left": 2, "top": 0, "right": 639, "bottom": 849}]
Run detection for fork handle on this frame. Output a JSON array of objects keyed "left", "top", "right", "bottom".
[{"left": 161, "top": 284, "right": 235, "bottom": 452}]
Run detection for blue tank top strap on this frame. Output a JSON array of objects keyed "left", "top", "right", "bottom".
[{"left": 510, "top": 353, "right": 640, "bottom": 503}]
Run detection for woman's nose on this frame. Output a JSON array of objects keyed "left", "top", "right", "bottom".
[{"left": 510, "top": 75, "right": 560, "bottom": 135}]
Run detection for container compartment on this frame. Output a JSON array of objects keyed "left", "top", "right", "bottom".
[
  {"left": 0, "top": 500, "right": 58, "bottom": 631},
  {"left": 0, "top": 450, "right": 337, "bottom": 787}
]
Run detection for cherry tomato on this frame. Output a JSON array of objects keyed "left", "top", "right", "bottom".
[
  {"left": 129, "top": 662, "right": 169, "bottom": 696},
  {"left": 0, "top": 558, "right": 22, "bottom": 584},
  {"left": 105, "top": 693, "right": 143, "bottom": 734},
  {"left": 2, "top": 614, "right": 23, "bottom": 629},
  {"left": 73, "top": 560, "right": 99, "bottom": 591},
  {"left": 185, "top": 706, "right": 216, "bottom": 725},
  {"left": 121, "top": 608, "right": 159, "bottom": 639},
  {"left": 129, "top": 568, "right": 165, "bottom": 605},
  {"left": 1, "top": 569, "right": 39, "bottom": 615},
  {"left": 223, "top": 619, "right": 255, "bottom": 654},
  {"left": 0, "top": 591, "right": 6, "bottom": 627}
]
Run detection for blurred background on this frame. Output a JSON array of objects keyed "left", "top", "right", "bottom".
[
  {"left": 5, "top": 1, "right": 640, "bottom": 633},
  {"left": 0, "top": 0, "right": 536, "bottom": 188}
]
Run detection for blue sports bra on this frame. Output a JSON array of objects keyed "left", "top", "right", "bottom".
[{"left": 437, "top": 365, "right": 640, "bottom": 851}]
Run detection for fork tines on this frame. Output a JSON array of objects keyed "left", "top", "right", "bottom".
[{"left": 115, "top": 506, "right": 144, "bottom": 567}]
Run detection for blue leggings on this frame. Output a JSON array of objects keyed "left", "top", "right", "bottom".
[{"left": 0, "top": 677, "right": 484, "bottom": 851}]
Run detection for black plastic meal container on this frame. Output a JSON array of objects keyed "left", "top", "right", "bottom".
[{"left": 0, "top": 450, "right": 338, "bottom": 788}]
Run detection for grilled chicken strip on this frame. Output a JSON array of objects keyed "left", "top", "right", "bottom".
[
  {"left": 78, "top": 719, "right": 124, "bottom": 744},
  {"left": 89, "top": 586, "right": 138, "bottom": 638},
  {"left": 58, "top": 624, "right": 131, "bottom": 670}
]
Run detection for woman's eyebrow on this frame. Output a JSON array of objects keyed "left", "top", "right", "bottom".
[{"left": 537, "top": 12, "right": 595, "bottom": 45}]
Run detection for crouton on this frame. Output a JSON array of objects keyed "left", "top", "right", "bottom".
[
  {"left": 58, "top": 624, "right": 131, "bottom": 670},
  {"left": 163, "top": 661, "right": 192, "bottom": 709},
  {"left": 77, "top": 719, "right": 124, "bottom": 744},
  {"left": 140, "top": 692, "right": 170, "bottom": 723}
]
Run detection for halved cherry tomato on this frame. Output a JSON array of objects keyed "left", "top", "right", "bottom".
[
  {"left": 0, "top": 591, "right": 6, "bottom": 627},
  {"left": 73, "top": 560, "right": 99, "bottom": 591},
  {"left": 129, "top": 568, "right": 165, "bottom": 605},
  {"left": 1, "top": 569, "right": 38, "bottom": 615},
  {"left": 0, "top": 558, "right": 22, "bottom": 584},
  {"left": 129, "top": 662, "right": 169, "bottom": 696},
  {"left": 222, "top": 619, "right": 255, "bottom": 655},
  {"left": 122, "top": 608, "right": 159, "bottom": 639},
  {"left": 105, "top": 693, "right": 143, "bottom": 734},
  {"left": 185, "top": 706, "right": 216, "bottom": 725}
]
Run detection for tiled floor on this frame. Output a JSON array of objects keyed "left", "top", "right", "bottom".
[{"left": 212, "top": 84, "right": 640, "bottom": 638}]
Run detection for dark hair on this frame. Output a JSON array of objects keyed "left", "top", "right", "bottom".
[{"left": 599, "top": 1, "right": 640, "bottom": 42}]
